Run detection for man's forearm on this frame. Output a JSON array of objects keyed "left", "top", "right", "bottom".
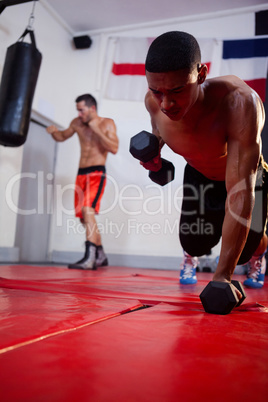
[
  {"left": 50, "top": 130, "right": 66, "bottom": 142},
  {"left": 213, "top": 192, "right": 254, "bottom": 281},
  {"left": 94, "top": 128, "right": 118, "bottom": 154}
]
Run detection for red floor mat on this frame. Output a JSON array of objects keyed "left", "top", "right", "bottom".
[
  {"left": 0, "top": 265, "right": 268, "bottom": 402},
  {"left": 0, "top": 286, "right": 142, "bottom": 351}
]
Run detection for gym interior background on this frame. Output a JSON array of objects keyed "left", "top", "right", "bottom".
[{"left": 0, "top": 1, "right": 268, "bottom": 269}]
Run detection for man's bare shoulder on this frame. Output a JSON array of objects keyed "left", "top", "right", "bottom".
[
  {"left": 226, "top": 76, "right": 262, "bottom": 110},
  {"left": 70, "top": 117, "right": 83, "bottom": 130},
  {"left": 205, "top": 75, "right": 262, "bottom": 115},
  {"left": 206, "top": 75, "right": 257, "bottom": 98},
  {"left": 101, "top": 116, "right": 115, "bottom": 124},
  {"left": 99, "top": 117, "right": 116, "bottom": 130},
  {"left": 207, "top": 76, "right": 264, "bottom": 140}
]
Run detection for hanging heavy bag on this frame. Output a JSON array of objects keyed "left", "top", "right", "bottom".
[{"left": 0, "top": 28, "right": 42, "bottom": 147}]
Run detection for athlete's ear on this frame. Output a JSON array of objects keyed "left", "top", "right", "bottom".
[{"left": 197, "top": 64, "right": 208, "bottom": 84}]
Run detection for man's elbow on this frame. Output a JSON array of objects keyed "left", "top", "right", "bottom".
[{"left": 111, "top": 143, "right": 119, "bottom": 154}]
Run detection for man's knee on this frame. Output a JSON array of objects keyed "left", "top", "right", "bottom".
[
  {"left": 179, "top": 233, "right": 220, "bottom": 257},
  {"left": 179, "top": 219, "right": 220, "bottom": 255},
  {"left": 82, "top": 206, "right": 96, "bottom": 219},
  {"left": 181, "top": 242, "right": 211, "bottom": 257}
]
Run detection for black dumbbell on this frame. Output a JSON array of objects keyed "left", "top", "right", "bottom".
[
  {"left": 231, "top": 280, "right": 246, "bottom": 307},
  {"left": 129, "top": 130, "right": 175, "bottom": 186},
  {"left": 199, "top": 280, "right": 247, "bottom": 315}
]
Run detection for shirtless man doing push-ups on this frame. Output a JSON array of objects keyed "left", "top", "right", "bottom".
[{"left": 142, "top": 31, "right": 267, "bottom": 296}]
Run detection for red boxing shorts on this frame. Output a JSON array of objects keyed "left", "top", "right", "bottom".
[{"left": 74, "top": 165, "right": 106, "bottom": 218}]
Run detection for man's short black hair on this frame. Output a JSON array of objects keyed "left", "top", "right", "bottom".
[
  {"left": 75, "top": 94, "right": 97, "bottom": 109},
  {"left": 145, "top": 31, "right": 201, "bottom": 73}
]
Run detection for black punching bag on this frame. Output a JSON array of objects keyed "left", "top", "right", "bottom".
[{"left": 0, "top": 29, "right": 42, "bottom": 147}]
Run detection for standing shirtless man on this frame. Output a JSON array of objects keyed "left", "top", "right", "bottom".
[
  {"left": 142, "top": 31, "right": 267, "bottom": 294},
  {"left": 47, "top": 94, "right": 119, "bottom": 270}
]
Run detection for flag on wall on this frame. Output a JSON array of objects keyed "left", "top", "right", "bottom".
[
  {"left": 105, "top": 36, "right": 268, "bottom": 102},
  {"left": 221, "top": 38, "right": 268, "bottom": 101},
  {"left": 105, "top": 37, "right": 219, "bottom": 102},
  {"left": 105, "top": 37, "right": 152, "bottom": 102}
]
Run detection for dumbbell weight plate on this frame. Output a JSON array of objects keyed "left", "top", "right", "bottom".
[
  {"left": 129, "top": 131, "right": 159, "bottom": 163},
  {"left": 231, "top": 280, "right": 246, "bottom": 307},
  {"left": 199, "top": 281, "right": 239, "bottom": 315},
  {"left": 149, "top": 159, "right": 175, "bottom": 186}
]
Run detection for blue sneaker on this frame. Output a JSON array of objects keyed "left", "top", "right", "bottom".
[
  {"left": 243, "top": 252, "right": 266, "bottom": 288},
  {"left": 179, "top": 252, "right": 198, "bottom": 284}
]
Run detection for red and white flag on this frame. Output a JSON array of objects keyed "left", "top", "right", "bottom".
[
  {"left": 105, "top": 37, "right": 152, "bottom": 102},
  {"left": 105, "top": 36, "right": 268, "bottom": 102},
  {"left": 105, "top": 36, "right": 219, "bottom": 102}
]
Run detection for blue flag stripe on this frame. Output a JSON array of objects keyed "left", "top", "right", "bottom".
[{"left": 222, "top": 38, "right": 268, "bottom": 59}]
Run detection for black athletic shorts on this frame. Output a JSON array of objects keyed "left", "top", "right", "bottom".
[{"left": 179, "top": 157, "right": 268, "bottom": 264}]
